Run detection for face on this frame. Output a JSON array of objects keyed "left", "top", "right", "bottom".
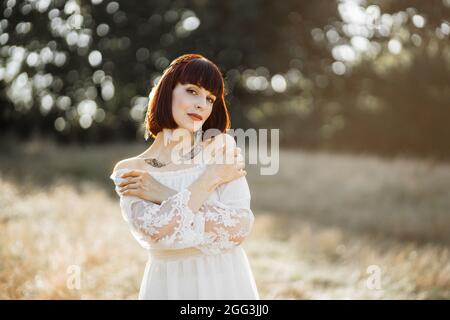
[{"left": 171, "top": 82, "right": 216, "bottom": 132}]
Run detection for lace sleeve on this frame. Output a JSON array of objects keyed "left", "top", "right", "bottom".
[
  {"left": 110, "top": 169, "right": 204, "bottom": 249},
  {"left": 195, "top": 176, "right": 255, "bottom": 255}
]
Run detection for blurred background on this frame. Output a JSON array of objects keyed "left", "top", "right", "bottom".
[{"left": 0, "top": 0, "right": 449, "bottom": 299}]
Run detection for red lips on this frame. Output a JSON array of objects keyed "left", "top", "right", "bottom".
[{"left": 187, "top": 113, "right": 203, "bottom": 121}]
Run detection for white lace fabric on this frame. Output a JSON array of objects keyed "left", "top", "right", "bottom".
[{"left": 110, "top": 167, "right": 255, "bottom": 255}]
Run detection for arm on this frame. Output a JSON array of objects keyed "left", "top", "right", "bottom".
[
  {"left": 115, "top": 166, "right": 222, "bottom": 210},
  {"left": 110, "top": 133, "right": 247, "bottom": 250},
  {"left": 195, "top": 176, "right": 255, "bottom": 255},
  {"left": 111, "top": 167, "right": 195, "bottom": 248},
  {"left": 110, "top": 168, "right": 221, "bottom": 249},
  {"left": 111, "top": 169, "right": 254, "bottom": 253},
  {"left": 117, "top": 133, "right": 243, "bottom": 209}
]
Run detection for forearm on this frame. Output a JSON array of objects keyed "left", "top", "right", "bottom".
[
  {"left": 186, "top": 171, "right": 222, "bottom": 212},
  {"left": 150, "top": 171, "right": 221, "bottom": 211},
  {"left": 150, "top": 183, "right": 178, "bottom": 205}
]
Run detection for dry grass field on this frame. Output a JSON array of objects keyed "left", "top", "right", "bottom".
[{"left": 0, "top": 140, "right": 449, "bottom": 299}]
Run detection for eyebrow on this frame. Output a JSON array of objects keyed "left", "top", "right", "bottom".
[{"left": 189, "top": 84, "right": 215, "bottom": 97}]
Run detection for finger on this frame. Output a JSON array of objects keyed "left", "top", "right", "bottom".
[
  {"left": 235, "top": 153, "right": 244, "bottom": 163},
  {"left": 119, "top": 184, "right": 141, "bottom": 193},
  {"left": 120, "top": 182, "right": 140, "bottom": 190},
  {"left": 225, "top": 152, "right": 243, "bottom": 166},
  {"left": 224, "top": 146, "right": 238, "bottom": 157},
  {"left": 235, "top": 161, "right": 245, "bottom": 170},
  {"left": 118, "top": 179, "right": 138, "bottom": 187},
  {"left": 122, "top": 189, "right": 142, "bottom": 197},
  {"left": 118, "top": 177, "right": 141, "bottom": 187},
  {"left": 205, "top": 153, "right": 215, "bottom": 165},
  {"left": 211, "top": 144, "right": 226, "bottom": 157},
  {"left": 120, "top": 170, "right": 144, "bottom": 178},
  {"left": 211, "top": 146, "right": 229, "bottom": 164},
  {"left": 222, "top": 150, "right": 237, "bottom": 164}
]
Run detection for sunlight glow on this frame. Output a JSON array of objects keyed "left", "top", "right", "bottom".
[{"left": 388, "top": 39, "right": 402, "bottom": 54}]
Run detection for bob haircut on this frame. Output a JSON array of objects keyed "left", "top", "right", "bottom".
[{"left": 145, "top": 53, "right": 231, "bottom": 140}]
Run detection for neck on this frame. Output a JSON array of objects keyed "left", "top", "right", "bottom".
[{"left": 142, "top": 128, "right": 200, "bottom": 162}]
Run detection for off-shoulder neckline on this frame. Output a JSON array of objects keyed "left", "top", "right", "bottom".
[{"left": 111, "top": 163, "right": 207, "bottom": 178}]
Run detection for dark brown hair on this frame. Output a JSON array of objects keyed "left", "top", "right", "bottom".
[{"left": 145, "top": 53, "right": 230, "bottom": 140}]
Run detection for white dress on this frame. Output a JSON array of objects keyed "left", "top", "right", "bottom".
[{"left": 109, "top": 163, "right": 260, "bottom": 300}]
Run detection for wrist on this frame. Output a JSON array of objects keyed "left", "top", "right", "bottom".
[
  {"left": 151, "top": 184, "right": 177, "bottom": 204},
  {"left": 199, "top": 170, "right": 222, "bottom": 192}
]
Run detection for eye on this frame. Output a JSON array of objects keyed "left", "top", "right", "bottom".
[
  {"left": 187, "top": 87, "right": 215, "bottom": 104},
  {"left": 207, "top": 97, "right": 215, "bottom": 104}
]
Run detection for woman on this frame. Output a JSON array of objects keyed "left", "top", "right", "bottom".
[{"left": 109, "top": 54, "right": 260, "bottom": 299}]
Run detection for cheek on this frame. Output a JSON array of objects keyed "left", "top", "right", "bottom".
[
  {"left": 172, "top": 104, "right": 186, "bottom": 126},
  {"left": 172, "top": 93, "right": 189, "bottom": 118},
  {"left": 172, "top": 94, "right": 186, "bottom": 110},
  {"left": 204, "top": 108, "right": 213, "bottom": 120}
]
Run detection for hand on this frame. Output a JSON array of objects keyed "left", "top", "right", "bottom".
[
  {"left": 205, "top": 145, "right": 246, "bottom": 185},
  {"left": 117, "top": 169, "right": 166, "bottom": 202}
]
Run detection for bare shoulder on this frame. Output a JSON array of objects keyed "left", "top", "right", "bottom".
[
  {"left": 204, "top": 132, "right": 236, "bottom": 149},
  {"left": 112, "top": 157, "right": 143, "bottom": 173}
]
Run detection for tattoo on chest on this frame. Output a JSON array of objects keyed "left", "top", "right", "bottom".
[{"left": 144, "top": 158, "right": 167, "bottom": 168}]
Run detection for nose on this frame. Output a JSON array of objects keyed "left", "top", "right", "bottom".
[{"left": 196, "top": 96, "right": 208, "bottom": 109}]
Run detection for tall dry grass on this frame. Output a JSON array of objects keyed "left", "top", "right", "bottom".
[{"left": 0, "top": 140, "right": 449, "bottom": 299}]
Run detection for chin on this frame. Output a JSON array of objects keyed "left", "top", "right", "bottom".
[
  {"left": 186, "top": 121, "right": 203, "bottom": 132},
  {"left": 176, "top": 123, "right": 201, "bottom": 133}
]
